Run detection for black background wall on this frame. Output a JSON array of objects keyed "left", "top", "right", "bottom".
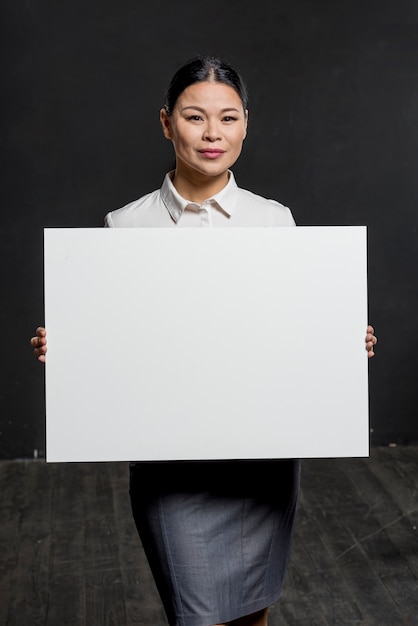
[{"left": 2, "top": 1, "right": 417, "bottom": 459}]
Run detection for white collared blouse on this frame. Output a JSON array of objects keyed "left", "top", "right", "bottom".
[{"left": 105, "top": 171, "right": 295, "bottom": 229}]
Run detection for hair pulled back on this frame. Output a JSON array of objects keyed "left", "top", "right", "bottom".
[{"left": 163, "top": 56, "right": 248, "bottom": 115}]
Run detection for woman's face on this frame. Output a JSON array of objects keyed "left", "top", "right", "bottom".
[{"left": 160, "top": 81, "right": 248, "bottom": 182}]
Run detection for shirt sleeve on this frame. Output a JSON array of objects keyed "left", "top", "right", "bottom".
[
  {"left": 288, "top": 208, "right": 296, "bottom": 227},
  {"left": 104, "top": 212, "right": 114, "bottom": 228},
  {"left": 267, "top": 199, "right": 296, "bottom": 227}
]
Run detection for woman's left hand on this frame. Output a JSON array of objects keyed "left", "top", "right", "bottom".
[{"left": 365, "top": 325, "right": 377, "bottom": 358}]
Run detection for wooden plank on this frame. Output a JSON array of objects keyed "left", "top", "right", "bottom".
[
  {"left": 294, "top": 458, "right": 412, "bottom": 625},
  {"left": 0, "top": 450, "right": 417, "bottom": 625},
  {"left": 4, "top": 461, "right": 52, "bottom": 626},
  {"left": 0, "top": 462, "right": 27, "bottom": 625},
  {"left": 44, "top": 463, "right": 86, "bottom": 626},
  {"left": 82, "top": 463, "right": 128, "bottom": 626},
  {"left": 368, "top": 447, "right": 418, "bottom": 520},
  {"left": 110, "top": 462, "right": 167, "bottom": 625},
  {"left": 338, "top": 454, "right": 418, "bottom": 623},
  {"left": 277, "top": 498, "right": 363, "bottom": 625}
]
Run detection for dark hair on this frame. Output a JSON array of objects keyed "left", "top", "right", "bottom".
[{"left": 163, "top": 56, "right": 248, "bottom": 115}]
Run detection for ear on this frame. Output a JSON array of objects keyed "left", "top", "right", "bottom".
[
  {"left": 160, "top": 108, "right": 172, "bottom": 140},
  {"left": 243, "top": 109, "right": 249, "bottom": 140}
]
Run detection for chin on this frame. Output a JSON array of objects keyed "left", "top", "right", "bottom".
[{"left": 197, "top": 162, "right": 236, "bottom": 178}]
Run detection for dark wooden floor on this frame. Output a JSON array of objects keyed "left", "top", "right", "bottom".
[{"left": 1, "top": 447, "right": 417, "bottom": 626}]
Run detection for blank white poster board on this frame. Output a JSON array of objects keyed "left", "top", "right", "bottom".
[{"left": 44, "top": 227, "right": 369, "bottom": 462}]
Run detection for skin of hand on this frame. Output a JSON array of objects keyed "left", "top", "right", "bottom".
[
  {"left": 31, "top": 326, "right": 377, "bottom": 362},
  {"left": 366, "top": 324, "right": 377, "bottom": 358},
  {"left": 30, "top": 327, "right": 47, "bottom": 362}
]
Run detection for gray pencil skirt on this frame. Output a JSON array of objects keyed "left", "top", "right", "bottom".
[{"left": 130, "top": 459, "right": 300, "bottom": 626}]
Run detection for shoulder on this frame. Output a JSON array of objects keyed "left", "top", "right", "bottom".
[
  {"left": 104, "top": 189, "right": 162, "bottom": 227},
  {"left": 236, "top": 186, "right": 296, "bottom": 227}
]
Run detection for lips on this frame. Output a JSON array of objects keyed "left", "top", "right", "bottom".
[{"left": 198, "top": 149, "right": 225, "bottom": 159}]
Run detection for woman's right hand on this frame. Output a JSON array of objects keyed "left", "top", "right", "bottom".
[{"left": 30, "top": 327, "right": 47, "bottom": 362}]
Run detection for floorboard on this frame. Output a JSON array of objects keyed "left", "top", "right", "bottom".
[{"left": 0, "top": 448, "right": 417, "bottom": 625}]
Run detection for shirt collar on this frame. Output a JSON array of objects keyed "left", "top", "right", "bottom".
[{"left": 160, "top": 170, "right": 239, "bottom": 223}]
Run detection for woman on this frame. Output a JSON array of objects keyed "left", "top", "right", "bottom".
[{"left": 31, "top": 57, "right": 377, "bottom": 626}]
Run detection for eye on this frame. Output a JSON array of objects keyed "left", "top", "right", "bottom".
[
  {"left": 186, "top": 115, "right": 203, "bottom": 122},
  {"left": 222, "top": 116, "right": 238, "bottom": 123}
]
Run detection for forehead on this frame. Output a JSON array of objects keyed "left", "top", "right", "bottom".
[{"left": 175, "top": 81, "right": 244, "bottom": 111}]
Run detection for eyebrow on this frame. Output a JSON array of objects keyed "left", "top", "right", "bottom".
[{"left": 180, "top": 106, "right": 242, "bottom": 114}]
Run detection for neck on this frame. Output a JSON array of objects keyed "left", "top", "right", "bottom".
[{"left": 171, "top": 169, "right": 229, "bottom": 204}]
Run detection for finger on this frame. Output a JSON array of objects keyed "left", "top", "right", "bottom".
[
  {"left": 31, "top": 336, "right": 46, "bottom": 348},
  {"left": 366, "top": 325, "right": 374, "bottom": 335},
  {"left": 367, "top": 349, "right": 375, "bottom": 358},
  {"left": 36, "top": 327, "right": 46, "bottom": 337}
]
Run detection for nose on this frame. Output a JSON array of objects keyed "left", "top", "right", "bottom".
[{"left": 203, "top": 119, "right": 221, "bottom": 142}]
